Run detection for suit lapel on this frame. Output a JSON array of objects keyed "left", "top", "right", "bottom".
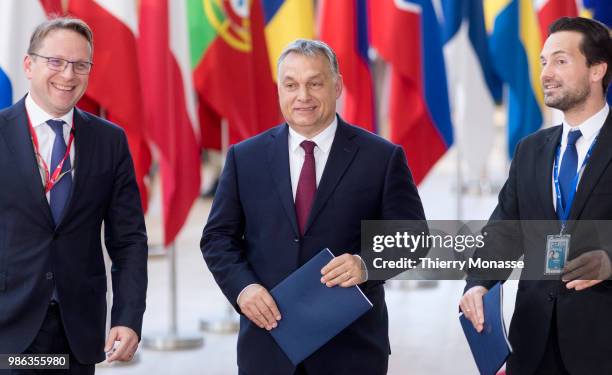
[
  {"left": 56, "top": 108, "right": 95, "bottom": 229},
  {"left": 267, "top": 125, "right": 300, "bottom": 237},
  {"left": 0, "top": 98, "right": 54, "bottom": 227},
  {"left": 304, "top": 119, "right": 358, "bottom": 234},
  {"left": 569, "top": 111, "right": 612, "bottom": 220},
  {"left": 536, "top": 126, "right": 562, "bottom": 220}
]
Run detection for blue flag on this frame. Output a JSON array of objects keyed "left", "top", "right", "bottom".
[{"left": 0, "top": 67, "right": 11, "bottom": 109}]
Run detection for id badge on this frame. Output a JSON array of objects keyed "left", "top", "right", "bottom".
[{"left": 545, "top": 234, "right": 570, "bottom": 275}]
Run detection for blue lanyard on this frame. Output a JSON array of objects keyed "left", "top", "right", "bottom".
[{"left": 553, "top": 136, "right": 598, "bottom": 229}]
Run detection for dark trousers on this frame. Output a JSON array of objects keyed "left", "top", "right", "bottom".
[
  {"left": 239, "top": 363, "right": 307, "bottom": 375},
  {"left": 11, "top": 302, "right": 95, "bottom": 375},
  {"left": 508, "top": 307, "right": 571, "bottom": 375}
]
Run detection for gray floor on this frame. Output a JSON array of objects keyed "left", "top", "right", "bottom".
[{"left": 97, "top": 148, "right": 517, "bottom": 375}]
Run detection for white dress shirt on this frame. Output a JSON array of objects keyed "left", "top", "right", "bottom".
[
  {"left": 552, "top": 104, "right": 609, "bottom": 209},
  {"left": 288, "top": 117, "right": 337, "bottom": 199},
  {"left": 25, "top": 93, "right": 75, "bottom": 202}
]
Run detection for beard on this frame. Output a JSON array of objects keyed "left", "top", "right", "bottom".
[{"left": 543, "top": 79, "right": 590, "bottom": 112}]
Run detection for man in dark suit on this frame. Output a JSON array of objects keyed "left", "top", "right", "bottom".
[
  {"left": 0, "top": 18, "right": 147, "bottom": 374},
  {"left": 460, "top": 17, "right": 612, "bottom": 375},
  {"left": 201, "top": 39, "right": 426, "bottom": 375}
]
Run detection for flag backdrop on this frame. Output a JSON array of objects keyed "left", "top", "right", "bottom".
[
  {"left": 262, "top": 0, "right": 314, "bottom": 81},
  {"left": 320, "top": 0, "right": 376, "bottom": 132},
  {"left": 370, "top": 0, "right": 453, "bottom": 184},
  {"left": 139, "top": 0, "right": 201, "bottom": 246},
  {"left": 188, "top": 0, "right": 280, "bottom": 149},
  {"left": 0, "top": 1, "right": 51, "bottom": 109},
  {"left": 69, "top": 0, "right": 152, "bottom": 210},
  {"left": 485, "top": 0, "right": 544, "bottom": 157},
  {"left": 536, "top": 0, "right": 578, "bottom": 43},
  {"left": 442, "top": 0, "right": 503, "bottom": 176},
  {"left": 583, "top": 0, "right": 612, "bottom": 26}
]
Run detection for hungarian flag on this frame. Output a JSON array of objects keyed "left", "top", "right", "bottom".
[
  {"left": 370, "top": 0, "right": 453, "bottom": 184},
  {"left": 320, "top": 0, "right": 376, "bottom": 132},
  {"left": 188, "top": 0, "right": 280, "bottom": 149},
  {"left": 138, "top": 0, "right": 201, "bottom": 245},
  {"left": 68, "top": 0, "right": 151, "bottom": 210}
]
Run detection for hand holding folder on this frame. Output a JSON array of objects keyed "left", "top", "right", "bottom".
[
  {"left": 460, "top": 283, "right": 512, "bottom": 375},
  {"left": 269, "top": 249, "right": 373, "bottom": 365}
]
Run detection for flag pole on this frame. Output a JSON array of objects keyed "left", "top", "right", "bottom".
[
  {"left": 143, "top": 243, "right": 204, "bottom": 350},
  {"left": 456, "top": 145, "right": 463, "bottom": 220},
  {"left": 199, "top": 304, "right": 240, "bottom": 334}
]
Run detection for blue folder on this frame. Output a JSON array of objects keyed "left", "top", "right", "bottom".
[
  {"left": 269, "top": 248, "right": 373, "bottom": 365},
  {"left": 460, "top": 282, "right": 512, "bottom": 375}
]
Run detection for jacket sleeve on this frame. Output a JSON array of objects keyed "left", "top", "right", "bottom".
[
  {"left": 104, "top": 129, "right": 148, "bottom": 339},
  {"left": 200, "top": 145, "right": 260, "bottom": 312}
]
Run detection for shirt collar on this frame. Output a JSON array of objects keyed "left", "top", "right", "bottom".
[
  {"left": 561, "top": 104, "right": 609, "bottom": 145},
  {"left": 25, "top": 92, "right": 74, "bottom": 129},
  {"left": 288, "top": 116, "right": 338, "bottom": 154}
]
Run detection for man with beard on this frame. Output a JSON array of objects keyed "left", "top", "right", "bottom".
[{"left": 460, "top": 17, "right": 612, "bottom": 375}]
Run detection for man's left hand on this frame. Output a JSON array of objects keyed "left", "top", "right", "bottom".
[
  {"left": 321, "top": 253, "right": 365, "bottom": 287},
  {"left": 563, "top": 250, "right": 612, "bottom": 291},
  {"left": 105, "top": 326, "right": 139, "bottom": 363}
]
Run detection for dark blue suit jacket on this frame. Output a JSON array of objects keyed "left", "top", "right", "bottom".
[
  {"left": 467, "top": 111, "right": 612, "bottom": 375},
  {"left": 0, "top": 97, "right": 148, "bottom": 364},
  {"left": 201, "top": 117, "right": 426, "bottom": 375}
]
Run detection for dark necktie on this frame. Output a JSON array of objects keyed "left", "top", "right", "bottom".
[
  {"left": 48, "top": 119, "right": 72, "bottom": 225},
  {"left": 295, "top": 140, "right": 316, "bottom": 235},
  {"left": 558, "top": 129, "right": 582, "bottom": 214}
]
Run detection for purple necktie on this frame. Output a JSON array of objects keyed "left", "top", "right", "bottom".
[{"left": 295, "top": 140, "right": 316, "bottom": 235}]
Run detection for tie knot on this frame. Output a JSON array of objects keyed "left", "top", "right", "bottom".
[
  {"left": 300, "top": 140, "right": 316, "bottom": 155},
  {"left": 567, "top": 129, "right": 582, "bottom": 146},
  {"left": 47, "top": 119, "right": 66, "bottom": 136}
]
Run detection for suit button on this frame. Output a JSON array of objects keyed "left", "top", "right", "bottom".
[
  {"left": 52, "top": 233, "right": 58, "bottom": 239},
  {"left": 293, "top": 238, "right": 300, "bottom": 243},
  {"left": 548, "top": 293, "right": 555, "bottom": 301},
  {"left": 46, "top": 272, "right": 53, "bottom": 280}
]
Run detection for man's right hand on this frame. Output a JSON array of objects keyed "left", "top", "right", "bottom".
[
  {"left": 237, "top": 284, "right": 281, "bottom": 330},
  {"left": 459, "top": 286, "right": 488, "bottom": 333}
]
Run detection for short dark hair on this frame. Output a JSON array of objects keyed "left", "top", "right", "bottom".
[
  {"left": 549, "top": 17, "right": 612, "bottom": 95},
  {"left": 28, "top": 17, "right": 93, "bottom": 58}
]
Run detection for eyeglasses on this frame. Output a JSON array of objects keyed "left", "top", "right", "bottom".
[{"left": 30, "top": 53, "right": 93, "bottom": 75}]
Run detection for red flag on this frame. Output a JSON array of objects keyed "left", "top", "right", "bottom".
[
  {"left": 138, "top": 0, "right": 201, "bottom": 245},
  {"left": 39, "top": 0, "right": 63, "bottom": 15},
  {"left": 320, "top": 0, "right": 375, "bottom": 132},
  {"left": 190, "top": 0, "right": 280, "bottom": 149},
  {"left": 537, "top": 0, "right": 578, "bottom": 43},
  {"left": 370, "top": 0, "right": 453, "bottom": 184},
  {"left": 69, "top": 0, "right": 151, "bottom": 210}
]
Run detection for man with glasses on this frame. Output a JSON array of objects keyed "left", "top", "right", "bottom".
[{"left": 0, "top": 17, "right": 147, "bottom": 374}]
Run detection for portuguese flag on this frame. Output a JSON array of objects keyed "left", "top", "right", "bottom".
[{"left": 188, "top": 0, "right": 280, "bottom": 149}]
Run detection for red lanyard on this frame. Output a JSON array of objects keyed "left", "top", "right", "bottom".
[{"left": 26, "top": 112, "right": 75, "bottom": 194}]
